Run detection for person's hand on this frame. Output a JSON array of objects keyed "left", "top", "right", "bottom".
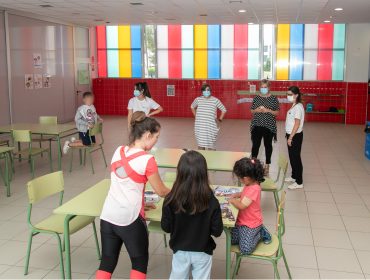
[
  {"left": 229, "top": 192, "right": 241, "bottom": 199},
  {"left": 99, "top": 117, "right": 103, "bottom": 122},
  {"left": 144, "top": 203, "right": 156, "bottom": 211},
  {"left": 88, "top": 123, "right": 94, "bottom": 128},
  {"left": 287, "top": 138, "right": 293, "bottom": 147}
]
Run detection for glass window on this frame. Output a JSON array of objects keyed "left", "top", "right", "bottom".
[
  {"left": 143, "top": 25, "right": 156, "bottom": 78},
  {"left": 263, "top": 24, "right": 274, "bottom": 80}
]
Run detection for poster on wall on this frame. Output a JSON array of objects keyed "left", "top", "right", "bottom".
[
  {"left": 25, "top": 74, "right": 34, "bottom": 90},
  {"left": 33, "top": 53, "right": 42, "bottom": 68},
  {"left": 78, "top": 69, "right": 89, "bottom": 85},
  {"left": 43, "top": 74, "right": 51, "bottom": 88},
  {"left": 34, "top": 74, "right": 42, "bottom": 89}
]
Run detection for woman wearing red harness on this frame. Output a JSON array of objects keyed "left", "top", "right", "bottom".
[{"left": 96, "top": 111, "right": 170, "bottom": 279}]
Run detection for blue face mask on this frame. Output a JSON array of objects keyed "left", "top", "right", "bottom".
[
  {"left": 134, "top": 90, "right": 141, "bottom": 97},
  {"left": 203, "top": 90, "right": 211, "bottom": 97},
  {"left": 260, "top": 87, "right": 269, "bottom": 95}
]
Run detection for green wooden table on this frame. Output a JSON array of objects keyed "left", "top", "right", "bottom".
[
  {"left": 54, "top": 179, "right": 239, "bottom": 279},
  {"left": 0, "top": 146, "right": 14, "bottom": 197},
  {"left": 151, "top": 148, "right": 250, "bottom": 172},
  {"left": 0, "top": 123, "right": 77, "bottom": 170}
]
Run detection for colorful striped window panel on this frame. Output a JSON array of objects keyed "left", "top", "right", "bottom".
[
  {"left": 96, "top": 25, "right": 142, "bottom": 78},
  {"left": 276, "top": 23, "right": 346, "bottom": 81}
]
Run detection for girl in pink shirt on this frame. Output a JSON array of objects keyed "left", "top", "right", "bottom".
[{"left": 228, "top": 158, "right": 271, "bottom": 254}]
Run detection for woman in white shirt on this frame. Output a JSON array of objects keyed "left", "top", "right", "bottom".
[
  {"left": 285, "top": 86, "right": 305, "bottom": 190},
  {"left": 127, "top": 82, "right": 163, "bottom": 129}
]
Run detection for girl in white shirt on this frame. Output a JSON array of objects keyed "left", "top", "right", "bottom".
[
  {"left": 127, "top": 82, "right": 163, "bottom": 129},
  {"left": 285, "top": 86, "right": 305, "bottom": 190},
  {"left": 96, "top": 111, "right": 170, "bottom": 280}
]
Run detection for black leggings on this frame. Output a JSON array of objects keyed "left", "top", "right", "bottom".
[
  {"left": 251, "top": 126, "right": 274, "bottom": 164},
  {"left": 287, "top": 132, "right": 303, "bottom": 185},
  {"left": 99, "top": 217, "right": 149, "bottom": 274}
]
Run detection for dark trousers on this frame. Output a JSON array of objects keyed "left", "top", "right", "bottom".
[
  {"left": 251, "top": 126, "right": 274, "bottom": 164},
  {"left": 99, "top": 217, "right": 149, "bottom": 274},
  {"left": 286, "top": 132, "right": 303, "bottom": 185}
]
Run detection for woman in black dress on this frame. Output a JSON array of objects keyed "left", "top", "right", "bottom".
[{"left": 250, "top": 79, "right": 280, "bottom": 175}]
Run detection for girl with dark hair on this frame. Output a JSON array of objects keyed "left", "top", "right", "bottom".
[
  {"left": 228, "top": 158, "right": 271, "bottom": 254},
  {"left": 96, "top": 111, "right": 170, "bottom": 280},
  {"left": 285, "top": 86, "right": 305, "bottom": 190},
  {"left": 250, "top": 79, "right": 280, "bottom": 175},
  {"left": 127, "top": 82, "right": 163, "bottom": 129},
  {"left": 161, "top": 151, "right": 223, "bottom": 279},
  {"left": 191, "top": 83, "right": 227, "bottom": 150}
]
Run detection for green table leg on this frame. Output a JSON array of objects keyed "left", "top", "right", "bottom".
[
  {"left": 225, "top": 227, "right": 232, "bottom": 279},
  {"left": 57, "top": 136, "right": 62, "bottom": 170},
  {"left": 64, "top": 214, "right": 76, "bottom": 279},
  {"left": 5, "top": 152, "right": 10, "bottom": 197}
]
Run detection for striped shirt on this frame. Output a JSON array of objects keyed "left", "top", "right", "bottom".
[{"left": 191, "top": 96, "right": 227, "bottom": 149}]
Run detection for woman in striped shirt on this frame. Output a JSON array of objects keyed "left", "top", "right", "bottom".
[{"left": 191, "top": 84, "right": 227, "bottom": 150}]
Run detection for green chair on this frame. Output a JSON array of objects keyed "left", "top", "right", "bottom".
[
  {"left": 32, "top": 116, "right": 58, "bottom": 156},
  {"left": 148, "top": 221, "right": 168, "bottom": 248},
  {"left": 24, "top": 171, "right": 101, "bottom": 279},
  {"left": 231, "top": 191, "right": 292, "bottom": 279},
  {"left": 12, "top": 130, "right": 52, "bottom": 178},
  {"left": 261, "top": 154, "right": 288, "bottom": 209},
  {"left": 0, "top": 138, "right": 10, "bottom": 147},
  {"left": 231, "top": 191, "right": 291, "bottom": 279},
  {"left": 0, "top": 146, "right": 14, "bottom": 197},
  {"left": 69, "top": 123, "right": 107, "bottom": 174},
  {"left": 163, "top": 172, "right": 176, "bottom": 182}
]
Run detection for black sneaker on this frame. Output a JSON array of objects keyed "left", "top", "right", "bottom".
[{"left": 260, "top": 225, "right": 272, "bottom": 244}]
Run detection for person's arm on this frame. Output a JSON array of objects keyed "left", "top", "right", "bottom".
[
  {"left": 229, "top": 196, "right": 252, "bottom": 210},
  {"left": 263, "top": 97, "right": 280, "bottom": 116},
  {"left": 191, "top": 107, "right": 196, "bottom": 117},
  {"left": 127, "top": 109, "right": 133, "bottom": 129},
  {"left": 161, "top": 202, "right": 173, "bottom": 233},
  {"left": 211, "top": 199, "right": 223, "bottom": 237},
  {"left": 147, "top": 172, "right": 171, "bottom": 197},
  {"left": 250, "top": 97, "right": 262, "bottom": 114},
  {"left": 216, "top": 100, "right": 227, "bottom": 121},
  {"left": 148, "top": 106, "right": 163, "bottom": 117},
  {"left": 287, "top": 119, "right": 301, "bottom": 147},
  {"left": 190, "top": 98, "right": 198, "bottom": 117},
  {"left": 263, "top": 108, "right": 279, "bottom": 116}
]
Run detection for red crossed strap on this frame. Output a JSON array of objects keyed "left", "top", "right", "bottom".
[{"left": 111, "top": 146, "right": 148, "bottom": 183}]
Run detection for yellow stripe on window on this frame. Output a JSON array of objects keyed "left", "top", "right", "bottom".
[
  {"left": 276, "top": 24, "right": 290, "bottom": 80},
  {"left": 118, "top": 25, "right": 132, "bottom": 78},
  {"left": 194, "top": 25, "right": 207, "bottom": 79}
]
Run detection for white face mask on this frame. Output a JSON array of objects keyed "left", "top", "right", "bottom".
[{"left": 287, "top": 95, "right": 294, "bottom": 103}]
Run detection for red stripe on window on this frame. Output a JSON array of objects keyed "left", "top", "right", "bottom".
[
  {"left": 168, "top": 25, "right": 182, "bottom": 78},
  {"left": 96, "top": 26, "right": 107, "bottom": 78},
  {"left": 234, "top": 24, "right": 248, "bottom": 80},
  {"left": 317, "top": 24, "right": 334, "bottom": 80}
]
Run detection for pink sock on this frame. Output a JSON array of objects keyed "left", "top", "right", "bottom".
[
  {"left": 95, "top": 270, "right": 111, "bottom": 279},
  {"left": 130, "top": 269, "right": 146, "bottom": 279}
]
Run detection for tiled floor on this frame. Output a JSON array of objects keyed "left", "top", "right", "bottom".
[{"left": 0, "top": 116, "right": 370, "bottom": 279}]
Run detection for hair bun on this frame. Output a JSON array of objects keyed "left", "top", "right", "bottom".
[{"left": 130, "top": 111, "right": 147, "bottom": 127}]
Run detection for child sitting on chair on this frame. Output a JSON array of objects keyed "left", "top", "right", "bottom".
[
  {"left": 63, "top": 92, "right": 102, "bottom": 154},
  {"left": 228, "top": 158, "right": 272, "bottom": 254}
]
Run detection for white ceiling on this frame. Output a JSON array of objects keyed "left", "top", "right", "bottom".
[{"left": 0, "top": 0, "right": 369, "bottom": 26}]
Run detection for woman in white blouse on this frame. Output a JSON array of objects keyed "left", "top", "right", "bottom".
[{"left": 285, "top": 86, "right": 305, "bottom": 190}]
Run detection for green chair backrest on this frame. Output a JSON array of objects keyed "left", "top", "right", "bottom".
[
  {"left": 276, "top": 191, "right": 286, "bottom": 256},
  {"left": 39, "top": 116, "right": 58, "bottom": 125},
  {"left": 27, "top": 171, "right": 64, "bottom": 204},
  {"left": 89, "top": 123, "right": 104, "bottom": 144},
  {"left": 275, "top": 154, "right": 289, "bottom": 188},
  {"left": 12, "top": 130, "right": 32, "bottom": 143}
]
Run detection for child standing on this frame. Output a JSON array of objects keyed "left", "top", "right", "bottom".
[
  {"left": 191, "top": 84, "right": 227, "bottom": 150},
  {"left": 127, "top": 82, "right": 163, "bottom": 129},
  {"left": 63, "top": 92, "right": 102, "bottom": 154},
  {"left": 228, "top": 158, "right": 271, "bottom": 255},
  {"left": 96, "top": 111, "right": 170, "bottom": 279},
  {"left": 161, "top": 151, "right": 223, "bottom": 279}
]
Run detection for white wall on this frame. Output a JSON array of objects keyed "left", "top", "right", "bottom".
[
  {"left": 0, "top": 11, "right": 10, "bottom": 125},
  {"left": 345, "top": 23, "right": 370, "bottom": 83}
]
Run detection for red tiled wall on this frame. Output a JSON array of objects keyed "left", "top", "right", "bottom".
[{"left": 93, "top": 78, "right": 368, "bottom": 124}]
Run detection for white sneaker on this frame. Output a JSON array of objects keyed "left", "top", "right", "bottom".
[
  {"left": 285, "top": 177, "right": 296, "bottom": 183},
  {"left": 63, "top": 141, "right": 70, "bottom": 154},
  {"left": 70, "top": 137, "right": 76, "bottom": 142},
  {"left": 288, "top": 182, "right": 304, "bottom": 190}
]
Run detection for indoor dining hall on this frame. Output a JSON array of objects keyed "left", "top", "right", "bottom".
[{"left": 0, "top": 0, "right": 370, "bottom": 279}]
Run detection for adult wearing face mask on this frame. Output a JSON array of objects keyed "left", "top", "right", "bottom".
[
  {"left": 285, "top": 86, "right": 305, "bottom": 190},
  {"left": 127, "top": 82, "right": 163, "bottom": 130},
  {"left": 191, "top": 84, "right": 227, "bottom": 150},
  {"left": 250, "top": 79, "right": 280, "bottom": 175}
]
